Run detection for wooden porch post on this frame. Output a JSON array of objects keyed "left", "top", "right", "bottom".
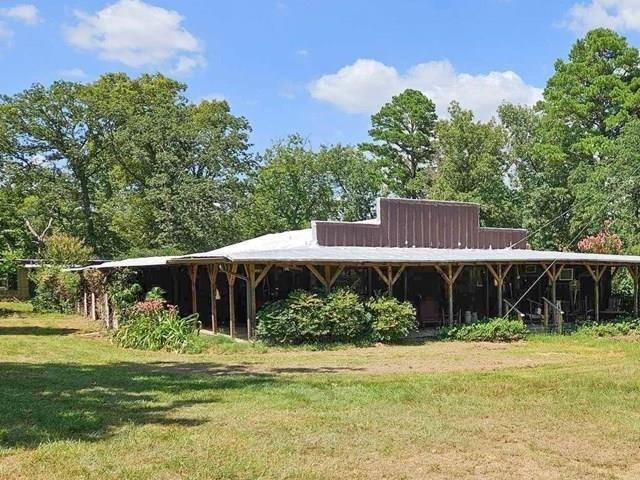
[
  {"left": 627, "top": 265, "right": 639, "bottom": 317},
  {"left": 224, "top": 264, "right": 238, "bottom": 338},
  {"left": 486, "top": 264, "right": 512, "bottom": 317},
  {"left": 187, "top": 264, "right": 198, "bottom": 316},
  {"left": 543, "top": 264, "right": 564, "bottom": 332},
  {"left": 245, "top": 264, "right": 256, "bottom": 339},
  {"left": 104, "top": 292, "right": 110, "bottom": 329},
  {"left": 586, "top": 265, "right": 606, "bottom": 322},
  {"left": 206, "top": 264, "right": 219, "bottom": 333},
  {"left": 434, "top": 264, "right": 464, "bottom": 326},
  {"left": 90, "top": 291, "right": 96, "bottom": 321}
]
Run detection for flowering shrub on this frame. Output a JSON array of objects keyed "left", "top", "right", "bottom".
[
  {"left": 577, "top": 221, "right": 623, "bottom": 254},
  {"left": 113, "top": 300, "right": 202, "bottom": 353}
]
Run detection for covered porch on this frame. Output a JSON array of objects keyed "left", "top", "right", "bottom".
[{"left": 174, "top": 259, "right": 640, "bottom": 339}]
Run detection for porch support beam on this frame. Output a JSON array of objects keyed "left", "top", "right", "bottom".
[
  {"left": 244, "top": 264, "right": 256, "bottom": 340},
  {"left": 434, "top": 264, "right": 464, "bottom": 326},
  {"left": 222, "top": 264, "right": 238, "bottom": 338},
  {"left": 306, "top": 264, "right": 344, "bottom": 292},
  {"left": 373, "top": 265, "right": 405, "bottom": 296},
  {"left": 542, "top": 263, "right": 565, "bottom": 331},
  {"left": 206, "top": 264, "right": 219, "bottom": 333},
  {"left": 586, "top": 264, "right": 606, "bottom": 322},
  {"left": 187, "top": 264, "right": 198, "bottom": 316},
  {"left": 626, "top": 265, "right": 640, "bottom": 317},
  {"left": 485, "top": 263, "right": 512, "bottom": 317}
]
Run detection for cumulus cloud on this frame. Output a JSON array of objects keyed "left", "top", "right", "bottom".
[
  {"left": 64, "top": 0, "right": 205, "bottom": 73},
  {"left": 564, "top": 0, "right": 640, "bottom": 33},
  {"left": 0, "top": 4, "right": 40, "bottom": 25},
  {"left": 308, "top": 59, "right": 542, "bottom": 120}
]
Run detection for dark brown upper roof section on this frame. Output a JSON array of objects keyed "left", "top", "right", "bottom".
[{"left": 313, "top": 198, "right": 528, "bottom": 249}]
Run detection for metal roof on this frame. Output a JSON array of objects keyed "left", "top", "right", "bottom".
[
  {"left": 90, "top": 255, "right": 179, "bottom": 270},
  {"left": 170, "top": 243, "right": 640, "bottom": 266}
]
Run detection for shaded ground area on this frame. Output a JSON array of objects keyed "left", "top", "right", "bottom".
[{"left": 1, "top": 302, "right": 640, "bottom": 479}]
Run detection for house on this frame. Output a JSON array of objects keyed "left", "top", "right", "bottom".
[{"left": 86, "top": 198, "right": 640, "bottom": 338}]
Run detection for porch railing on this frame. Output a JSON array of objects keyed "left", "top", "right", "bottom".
[{"left": 503, "top": 299, "right": 526, "bottom": 321}]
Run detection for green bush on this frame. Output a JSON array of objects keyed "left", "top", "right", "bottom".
[
  {"left": 574, "top": 318, "right": 640, "bottom": 337},
  {"left": 256, "top": 289, "right": 416, "bottom": 345},
  {"left": 106, "top": 269, "right": 142, "bottom": 320},
  {"left": 325, "top": 289, "right": 372, "bottom": 341},
  {"left": 439, "top": 318, "right": 528, "bottom": 342},
  {"left": 113, "top": 300, "right": 202, "bottom": 353},
  {"left": 31, "top": 267, "right": 81, "bottom": 313},
  {"left": 367, "top": 296, "right": 417, "bottom": 341}
]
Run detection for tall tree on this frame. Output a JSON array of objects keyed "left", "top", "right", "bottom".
[
  {"left": 0, "top": 81, "right": 111, "bottom": 252},
  {"left": 362, "top": 89, "right": 438, "bottom": 198},
  {"left": 528, "top": 28, "right": 640, "bottom": 249},
  {"left": 430, "top": 102, "right": 516, "bottom": 227}
]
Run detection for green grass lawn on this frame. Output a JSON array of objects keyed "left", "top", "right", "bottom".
[{"left": 1, "top": 302, "right": 640, "bottom": 479}]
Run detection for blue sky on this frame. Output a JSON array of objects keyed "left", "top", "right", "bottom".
[{"left": 1, "top": 0, "right": 639, "bottom": 151}]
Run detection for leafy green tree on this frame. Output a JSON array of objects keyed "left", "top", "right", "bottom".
[
  {"left": 0, "top": 73, "right": 254, "bottom": 257},
  {"left": 0, "top": 81, "right": 112, "bottom": 251},
  {"left": 242, "top": 135, "right": 337, "bottom": 235},
  {"left": 362, "top": 89, "right": 438, "bottom": 198},
  {"left": 430, "top": 102, "right": 517, "bottom": 227},
  {"left": 242, "top": 136, "right": 382, "bottom": 236},
  {"left": 528, "top": 28, "right": 640, "bottom": 249}
]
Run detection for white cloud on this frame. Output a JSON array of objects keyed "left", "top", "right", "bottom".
[
  {"left": 296, "top": 49, "right": 309, "bottom": 56},
  {"left": 0, "top": 4, "right": 41, "bottom": 25},
  {"left": 64, "top": 0, "right": 205, "bottom": 73},
  {"left": 0, "top": 22, "right": 12, "bottom": 42},
  {"left": 308, "top": 59, "right": 542, "bottom": 120},
  {"left": 564, "top": 0, "right": 640, "bottom": 33},
  {"left": 60, "top": 68, "right": 87, "bottom": 79},
  {"left": 172, "top": 54, "right": 206, "bottom": 75}
]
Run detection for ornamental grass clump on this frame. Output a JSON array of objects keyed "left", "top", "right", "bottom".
[
  {"left": 113, "top": 299, "right": 202, "bottom": 353},
  {"left": 439, "top": 317, "right": 528, "bottom": 342}
]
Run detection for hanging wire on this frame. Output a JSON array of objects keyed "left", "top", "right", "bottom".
[{"left": 502, "top": 158, "right": 640, "bottom": 319}]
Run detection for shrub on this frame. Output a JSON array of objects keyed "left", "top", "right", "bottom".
[
  {"left": 367, "top": 296, "right": 417, "bottom": 341},
  {"left": 106, "top": 269, "right": 142, "bottom": 320},
  {"left": 256, "top": 290, "right": 322, "bottom": 344},
  {"left": 113, "top": 300, "right": 202, "bottom": 353},
  {"left": 43, "top": 233, "right": 93, "bottom": 266},
  {"left": 31, "top": 267, "right": 81, "bottom": 313},
  {"left": 325, "top": 289, "right": 372, "bottom": 341},
  {"left": 439, "top": 318, "right": 528, "bottom": 342},
  {"left": 145, "top": 287, "right": 166, "bottom": 301},
  {"left": 574, "top": 318, "right": 640, "bottom": 337},
  {"left": 256, "top": 289, "right": 417, "bottom": 345}
]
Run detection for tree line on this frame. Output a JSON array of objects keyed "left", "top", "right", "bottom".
[{"left": 2, "top": 28, "right": 640, "bottom": 266}]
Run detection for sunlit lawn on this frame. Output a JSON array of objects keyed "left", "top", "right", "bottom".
[{"left": 1, "top": 301, "right": 640, "bottom": 479}]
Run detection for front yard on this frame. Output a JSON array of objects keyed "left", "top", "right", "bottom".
[{"left": 1, "top": 302, "right": 640, "bottom": 479}]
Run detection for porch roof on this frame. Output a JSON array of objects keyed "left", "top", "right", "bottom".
[{"left": 170, "top": 231, "right": 640, "bottom": 266}]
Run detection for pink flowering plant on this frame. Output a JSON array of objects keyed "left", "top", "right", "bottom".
[
  {"left": 577, "top": 221, "right": 623, "bottom": 254},
  {"left": 114, "top": 296, "right": 202, "bottom": 353}
]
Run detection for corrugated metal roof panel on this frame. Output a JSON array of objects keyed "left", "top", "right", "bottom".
[{"left": 172, "top": 246, "right": 640, "bottom": 265}]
